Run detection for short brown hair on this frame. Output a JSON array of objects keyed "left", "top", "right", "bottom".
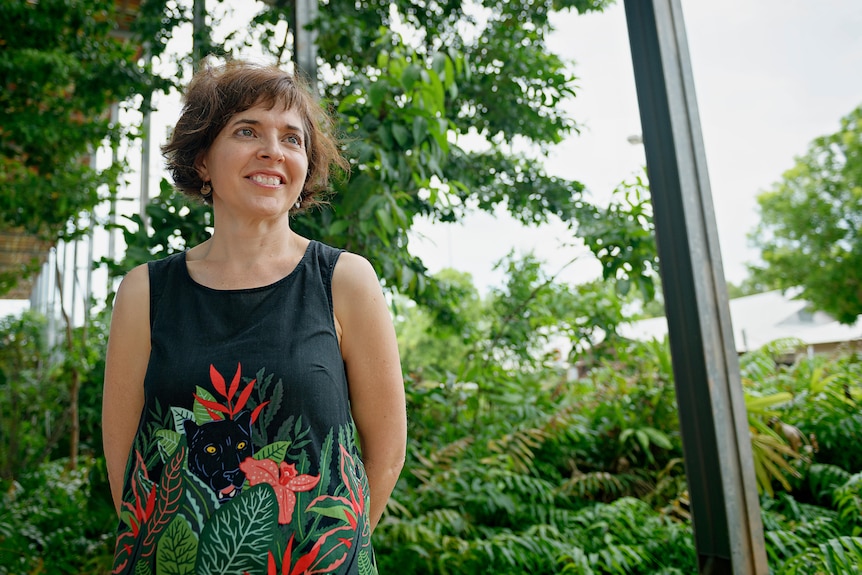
[{"left": 161, "top": 59, "right": 347, "bottom": 210}]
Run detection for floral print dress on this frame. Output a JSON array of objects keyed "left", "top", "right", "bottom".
[{"left": 111, "top": 241, "right": 377, "bottom": 575}]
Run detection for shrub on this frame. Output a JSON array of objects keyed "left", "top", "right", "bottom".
[{"left": 0, "top": 458, "right": 116, "bottom": 575}]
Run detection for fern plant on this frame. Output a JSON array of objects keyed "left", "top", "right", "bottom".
[{"left": 761, "top": 480, "right": 862, "bottom": 573}]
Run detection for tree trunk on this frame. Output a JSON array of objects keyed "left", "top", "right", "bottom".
[{"left": 55, "top": 259, "right": 79, "bottom": 470}]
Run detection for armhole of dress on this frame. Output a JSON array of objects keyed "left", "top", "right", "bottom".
[
  {"left": 147, "top": 259, "right": 164, "bottom": 331},
  {"left": 324, "top": 247, "right": 344, "bottom": 320}
]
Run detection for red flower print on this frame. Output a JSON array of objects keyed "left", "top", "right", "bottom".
[
  {"left": 193, "top": 363, "right": 268, "bottom": 422},
  {"left": 112, "top": 451, "right": 155, "bottom": 573},
  {"left": 239, "top": 458, "right": 320, "bottom": 524},
  {"left": 122, "top": 451, "right": 156, "bottom": 537},
  {"left": 245, "top": 528, "right": 354, "bottom": 575}
]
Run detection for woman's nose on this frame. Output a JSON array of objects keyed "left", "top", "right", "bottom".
[{"left": 257, "top": 136, "right": 284, "bottom": 161}]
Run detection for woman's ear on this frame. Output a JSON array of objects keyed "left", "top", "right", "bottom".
[{"left": 194, "top": 152, "right": 209, "bottom": 182}]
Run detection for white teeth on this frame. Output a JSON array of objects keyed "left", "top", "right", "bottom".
[{"left": 250, "top": 174, "right": 281, "bottom": 185}]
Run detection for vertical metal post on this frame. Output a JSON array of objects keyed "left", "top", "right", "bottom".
[
  {"left": 192, "top": 0, "right": 207, "bottom": 69},
  {"left": 108, "top": 102, "right": 120, "bottom": 265},
  {"left": 622, "top": 1, "right": 768, "bottom": 573},
  {"left": 293, "top": 0, "right": 318, "bottom": 90},
  {"left": 85, "top": 218, "right": 94, "bottom": 325},
  {"left": 139, "top": 96, "right": 152, "bottom": 224}
]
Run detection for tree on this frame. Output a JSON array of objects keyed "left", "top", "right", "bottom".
[
  {"left": 749, "top": 104, "right": 862, "bottom": 324},
  {"left": 0, "top": 0, "right": 152, "bottom": 295},
  {"left": 108, "top": 0, "right": 654, "bottom": 305},
  {"left": 279, "top": 0, "right": 618, "bottom": 299}
]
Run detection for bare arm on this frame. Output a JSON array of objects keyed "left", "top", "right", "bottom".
[
  {"left": 102, "top": 264, "right": 151, "bottom": 515},
  {"left": 332, "top": 253, "right": 407, "bottom": 532}
]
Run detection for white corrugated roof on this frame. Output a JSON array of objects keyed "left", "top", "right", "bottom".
[{"left": 620, "top": 290, "right": 862, "bottom": 353}]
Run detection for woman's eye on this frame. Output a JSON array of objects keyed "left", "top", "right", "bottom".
[
  {"left": 285, "top": 134, "right": 301, "bottom": 146},
  {"left": 237, "top": 128, "right": 254, "bottom": 137}
]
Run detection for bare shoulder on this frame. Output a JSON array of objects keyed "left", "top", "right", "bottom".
[
  {"left": 331, "top": 251, "right": 385, "bottom": 313},
  {"left": 331, "top": 251, "right": 389, "bottom": 343},
  {"left": 114, "top": 263, "right": 150, "bottom": 311},
  {"left": 332, "top": 251, "right": 379, "bottom": 292},
  {"left": 109, "top": 263, "right": 151, "bottom": 335}
]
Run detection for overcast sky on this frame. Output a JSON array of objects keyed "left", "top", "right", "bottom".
[{"left": 410, "top": 0, "right": 862, "bottom": 292}]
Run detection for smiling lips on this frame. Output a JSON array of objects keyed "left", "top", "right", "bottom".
[{"left": 249, "top": 174, "right": 283, "bottom": 186}]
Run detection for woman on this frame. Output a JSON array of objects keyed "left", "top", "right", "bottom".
[{"left": 102, "top": 60, "right": 407, "bottom": 575}]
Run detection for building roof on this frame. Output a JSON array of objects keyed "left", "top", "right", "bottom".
[
  {"left": 0, "top": 228, "right": 51, "bottom": 300},
  {"left": 619, "top": 290, "right": 862, "bottom": 354}
]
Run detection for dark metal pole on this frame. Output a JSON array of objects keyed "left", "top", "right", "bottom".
[
  {"left": 622, "top": 1, "right": 768, "bottom": 573},
  {"left": 292, "top": 0, "right": 318, "bottom": 91},
  {"left": 192, "top": 0, "right": 207, "bottom": 69}
]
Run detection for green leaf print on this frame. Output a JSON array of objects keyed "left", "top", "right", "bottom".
[
  {"left": 193, "top": 387, "right": 218, "bottom": 424},
  {"left": 157, "top": 516, "right": 198, "bottom": 575},
  {"left": 195, "top": 484, "right": 278, "bottom": 575},
  {"left": 143, "top": 446, "right": 186, "bottom": 557},
  {"left": 253, "top": 441, "right": 291, "bottom": 463},
  {"left": 134, "top": 560, "right": 153, "bottom": 575},
  {"left": 181, "top": 469, "right": 218, "bottom": 530},
  {"left": 358, "top": 549, "right": 378, "bottom": 575},
  {"left": 170, "top": 407, "right": 195, "bottom": 433},
  {"left": 307, "top": 499, "right": 352, "bottom": 523},
  {"left": 256, "top": 372, "right": 282, "bottom": 432},
  {"left": 156, "top": 429, "right": 182, "bottom": 460},
  {"left": 315, "top": 430, "right": 334, "bottom": 498}
]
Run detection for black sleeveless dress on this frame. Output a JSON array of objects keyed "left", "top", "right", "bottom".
[{"left": 111, "top": 241, "right": 378, "bottom": 575}]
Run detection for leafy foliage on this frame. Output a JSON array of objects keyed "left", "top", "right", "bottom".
[
  {"left": 100, "top": 178, "right": 212, "bottom": 280},
  {"left": 5, "top": 4, "right": 862, "bottom": 574},
  {"left": 0, "top": 458, "right": 115, "bottom": 574},
  {"left": 0, "top": 310, "right": 109, "bottom": 481},
  {"left": 379, "top": 272, "right": 862, "bottom": 574},
  {"left": 749, "top": 103, "right": 862, "bottom": 324},
  {"left": 2, "top": 265, "right": 862, "bottom": 573},
  {"left": 0, "top": 0, "right": 153, "bottom": 294},
  {"left": 107, "top": 0, "right": 660, "bottom": 306}
]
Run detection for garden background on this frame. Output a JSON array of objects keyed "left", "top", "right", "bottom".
[{"left": 1, "top": 0, "right": 861, "bottom": 573}]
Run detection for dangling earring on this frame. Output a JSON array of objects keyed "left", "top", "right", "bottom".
[
  {"left": 294, "top": 197, "right": 302, "bottom": 210},
  {"left": 201, "top": 181, "right": 212, "bottom": 197}
]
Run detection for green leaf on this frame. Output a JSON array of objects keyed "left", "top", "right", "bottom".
[
  {"left": 155, "top": 429, "right": 182, "bottom": 460},
  {"left": 412, "top": 115, "right": 428, "bottom": 145},
  {"left": 193, "top": 387, "right": 218, "bottom": 424},
  {"left": 156, "top": 516, "right": 198, "bottom": 575},
  {"left": 307, "top": 500, "right": 353, "bottom": 524},
  {"left": 358, "top": 549, "right": 376, "bottom": 575},
  {"left": 195, "top": 484, "right": 278, "bottom": 575},
  {"left": 253, "top": 441, "right": 291, "bottom": 463},
  {"left": 635, "top": 429, "right": 650, "bottom": 452},
  {"left": 402, "top": 63, "right": 421, "bottom": 91},
  {"left": 745, "top": 392, "right": 793, "bottom": 413},
  {"left": 181, "top": 469, "right": 219, "bottom": 529},
  {"left": 171, "top": 407, "right": 196, "bottom": 434},
  {"left": 368, "top": 82, "right": 388, "bottom": 111},
  {"left": 327, "top": 220, "right": 351, "bottom": 236},
  {"left": 644, "top": 427, "right": 673, "bottom": 450},
  {"left": 391, "top": 123, "right": 410, "bottom": 147}
]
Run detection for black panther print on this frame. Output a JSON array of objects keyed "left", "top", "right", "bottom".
[{"left": 183, "top": 410, "right": 255, "bottom": 502}]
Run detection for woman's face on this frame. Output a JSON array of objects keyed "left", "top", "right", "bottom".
[{"left": 196, "top": 102, "right": 309, "bottom": 221}]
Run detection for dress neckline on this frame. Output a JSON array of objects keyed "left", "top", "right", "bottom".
[{"left": 180, "top": 240, "right": 315, "bottom": 293}]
